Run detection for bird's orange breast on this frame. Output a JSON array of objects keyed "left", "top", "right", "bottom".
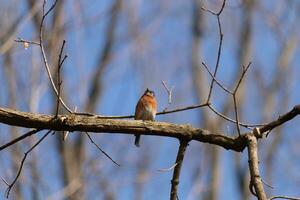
[{"left": 134, "top": 94, "right": 157, "bottom": 120}]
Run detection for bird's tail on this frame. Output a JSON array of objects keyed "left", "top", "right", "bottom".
[{"left": 134, "top": 134, "right": 141, "bottom": 147}]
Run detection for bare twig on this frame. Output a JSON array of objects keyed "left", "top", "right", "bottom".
[
  {"left": 14, "top": 38, "right": 40, "bottom": 46},
  {"left": 233, "top": 95, "right": 241, "bottom": 135},
  {"left": 202, "top": 0, "right": 226, "bottom": 103},
  {"left": 269, "top": 196, "right": 300, "bottom": 200},
  {"left": 162, "top": 81, "right": 174, "bottom": 111},
  {"left": 232, "top": 62, "right": 252, "bottom": 136},
  {"left": 0, "top": 2, "right": 41, "bottom": 53},
  {"left": 74, "top": 102, "right": 210, "bottom": 119},
  {"left": 254, "top": 105, "right": 300, "bottom": 138},
  {"left": 170, "top": 140, "right": 188, "bottom": 200},
  {"left": 157, "top": 163, "right": 178, "bottom": 172},
  {"left": 60, "top": 55, "right": 68, "bottom": 66},
  {"left": 246, "top": 134, "right": 267, "bottom": 200},
  {"left": 55, "top": 40, "right": 67, "bottom": 117},
  {"left": 261, "top": 178, "right": 274, "bottom": 189},
  {"left": 158, "top": 103, "right": 208, "bottom": 115},
  {"left": 0, "top": 129, "right": 42, "bottom": 151},
  {"left": 39, "top": 0, "right": 72, "bottom": 113},
  {"left": 203, "top": 61, "right": 253, "bottom": 134},
  {"left": 208, "top": 104, "right": 265, "bottom": 128},
  {"left": 4, "top": 130, "right": 52, "bottom": 198},
  {"left": 233, "top": 63, "right": 252, "bottom": 94},
  {"left": 232, "top": 63, "right": 251, "bottom": 135},
  {"left": 1, "top": 178, "right": 9, "bottom": 186},
  {"left": 202, "top": 62, "right": 232, "bottom": 94},
  {"left": 72, "top": 72, "right": 257, "bottom": 131},
  {"left": 84, "top": 132, "right": 120, "bottom": 166},
  {"left": 201, "top": 0, "right": 226, "bottom": 16}
]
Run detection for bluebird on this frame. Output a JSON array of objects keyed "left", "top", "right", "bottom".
[{"left": 134, "top": 88, "right": 157, "bottom": 147}]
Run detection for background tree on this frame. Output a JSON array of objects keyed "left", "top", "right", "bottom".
[{"left": 0, "top": 0, "right": 300, "bottom": 200}]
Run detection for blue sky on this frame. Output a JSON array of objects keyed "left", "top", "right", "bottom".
[{"left": 0, "top": 0, "right": 300, "bottom": 199}]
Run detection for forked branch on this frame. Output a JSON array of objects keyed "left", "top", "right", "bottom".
[{"left": 3, "top": 130, "right": 52, "bottom": 198}]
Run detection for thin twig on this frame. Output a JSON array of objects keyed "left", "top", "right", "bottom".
[
  {"left": 259, "top": 105, "right": 300, "bottom": 135},
  {"left": 202, "top": 62, "right": 232, "bottom": 94},
  {"left": 269, "top": 196, "right": 300, "bottom": 200},
  {"left": 14, "top": 38, "right": 40, "bottom": 46},
  {"left": 4, "top": 130, "right": 52, "bottom": 198},
  {"left": 231, "top": 63, "right": 252, "bottom": 136},
  {"left": 201, "top": 2, "right": 252, "bottom": 136},
  {"left": 233, "top": 62, "right": 252, "bottom": 93},
  {"left": 55, "top": 40, "right": 67, "bottom": 117},
  {"left": 60, "top": 55, "right": 68, "bottom": 66},
  {"left": 0, "top": 1, "right": 41, "bottom": 54},
  {"left": 232, "top": 93, "right": 241, "bottom": 135},
  {"left": 170, "top": 140, "right": 188, "bottom": 200},
  {"left": 201, "top": 0, "right": 226, "bottom": 16},
  {"left": 261, "top": 178, "right": 274, "bottom": 189},
  {"left": 1, "top": 178, "right": 9, "bottom": 186},
  {"left": 208, "top": 104, "right": 265, "bottom": 128},
  {"left": 157, "top": 103, "right": 211, "bottom": 115},
  {"left": 39, "top": 0, "right": 73, "bottom": 113},
  {"left": 203, "top": 0, "right": 226, "bottom": 103},
  {"left": 76, "top": 103, "right": 210, "bottom": 119},
  {"left": 0, "top": 129, "right": 42, "bottom": 151},
  {"left": 157, "top": 162, "right": 178, "bottom": 172},
  {"left": 162, "top": 81, "right": 174, "bottom": 111},
  {"left": 84, "top": 132, "right": 120, "bottom": 167}
]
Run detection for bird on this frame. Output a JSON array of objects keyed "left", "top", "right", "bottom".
[{"left": 134, "top": 88, "right": 157, "bottom": 147}]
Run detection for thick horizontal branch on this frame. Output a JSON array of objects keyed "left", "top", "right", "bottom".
[
  {"left": 0, "top": 107, "right": 247, "bottom": 152},
  {"left": 1, "top": 103, "right": 299, "bottom": 152}
]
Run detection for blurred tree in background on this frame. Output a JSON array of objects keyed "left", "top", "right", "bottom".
[{"left": 0, "top": 0, "right": 300, "bottom": 199}]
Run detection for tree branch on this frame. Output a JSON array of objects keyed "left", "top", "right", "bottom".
[
  {"left": 269, "top": 196, "right": 300, "bottom": 200},
  {"left": 232, "top": 62, "right": 252, "bottom": 136},
  {"left": 0, "top": 106, "right": 246, "bottom": 152},
  {"left": 258, "top": 105, "right": 300, "bottom": 136},
  {"left": 170, "top": 140, "right": 188, "bottom": 200},
  {"left": 246, "top": 134, "right": 267, "bottom": 200},
  {"left": 1, "top": 102, "right": 299, "bottom": 155},
  {"left": 162, "top": 81, "right": 174, "bottom": 111},
  {"left": 39, "top": 0, "right": 73, "bottom": 113},
  {"left": 0, "top": 129, "right": 42, "bottom": 151},
  {"left": 4, "top": 130, "right": 52, "bottom": 198},
  {"left": 67, "top": 102, "right": 210, "bottom": 119},
  {"left": 84, "top": 132, "right": 120, "bottom": 167},
  {"left": 202, "top": 0, "right": 226, "bottom": 103},
  {"left": 55, "top": 40, "right": 67, "bottom": 117}
]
